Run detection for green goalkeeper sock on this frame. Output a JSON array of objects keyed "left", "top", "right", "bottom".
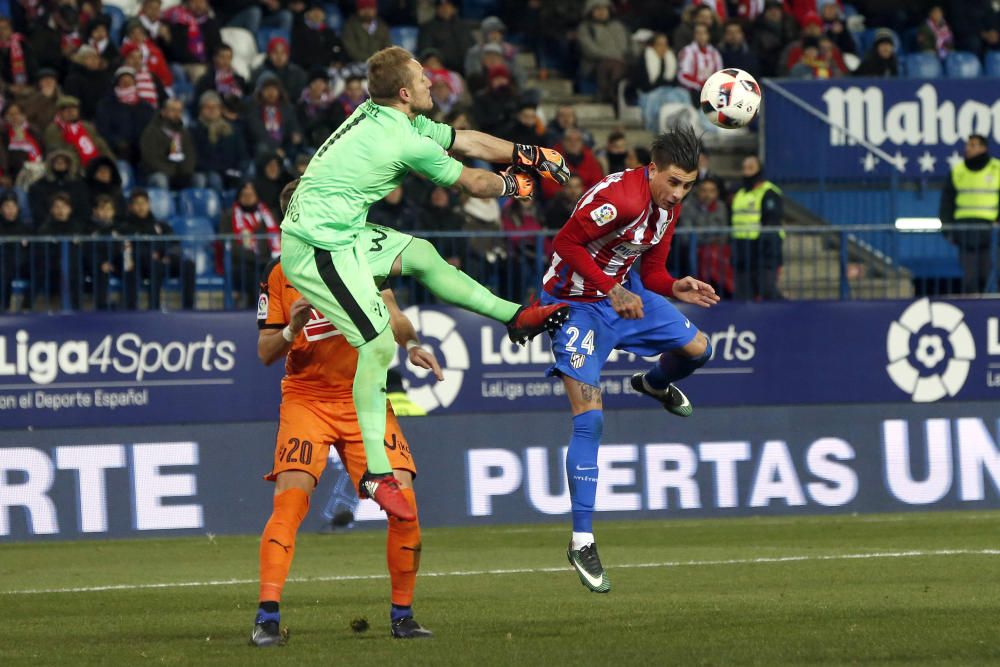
[
  {"left": 353, "top": 326, "right": 396, "bottom": 475},
  {"left": 400, "top": 238, "right": 520, "bottom": 323}
]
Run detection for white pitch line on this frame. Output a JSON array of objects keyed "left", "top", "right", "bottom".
[{"left": 5, "top": 549, "right": 999, "bottom": 596}]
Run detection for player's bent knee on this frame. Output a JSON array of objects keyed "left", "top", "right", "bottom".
[
  {"left": 690, "top": 335, "right": 713, "bottom": 367},
  {"left": 393, "top": 469, "right": 414, "bottom": 488},
  {"left": 682, "top": 331, "right": 712, "bottom": 360}
]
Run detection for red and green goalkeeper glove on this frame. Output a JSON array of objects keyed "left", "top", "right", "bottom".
[{"left": 513, "top": 144, "right": 571, "bottom": 186}]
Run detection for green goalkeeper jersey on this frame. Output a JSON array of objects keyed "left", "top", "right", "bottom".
[{"left": 281, "top": 99, "right": 464, "bottom": 251}]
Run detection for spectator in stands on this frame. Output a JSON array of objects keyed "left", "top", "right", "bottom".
[
  {"left": 472, "top": 61, "right": 519, "bottom": 137},
  {"left": 697, "top": 147, "right": 727, "bottom": 200},
  {"left": 503, "top": 102, "right": 546, "bottom": 147},
  {"left": 44, "top": 96, "right": 114, "bottom": 169},
  {"left": 719, "top": 20, "right": 761, "bottom": 78},
  {"left": 677, "top": 24, "right": 723, "bottom": 106},
  {"left": 578, "top": 0, "right": 630, "bottom": 105},
  {"left": 417, "top": 185, "right": 465, "bottom": 263},
  {"left": 678, "top": 177, "right": 732, "bottom": 297},
  {"left": 63, "top": 46, "right": 113, "bottom": 121},
  {"left": 291, "top": 2, "right": 345, "bottom": 72},
  {"left": 940, "top": 134, "right": 999, "bottom": 294},
  {"left": 500, "top": 196, "right": 543, "bottom": 293},
  {"left": 417, "top": 0, "right": 473, "bottom": 74},
  {"left": 335, "top": 75, "right": 368, "bottom": 116},
  {"left": 464, "top": 16, "right": 525, "bottom": 91},
  {"left": 782, "top": 12, "right": 847, "bottom": 76},
  {"left": 141, "top": 98, "right": 197, "bottom": 190},
  {"left": 85, "top": 155, "right": 126, "bottom": 213},
  {"left": 195, "top": 44, "right": 248, "bottom": 116},
  {"left": 672, "top": 4, "right": 722, "bottom": 50},
  {"left": 138, "top": 0, "right": 174, "bottom": 55},
  {"left": 948, "top": 0, "right": 1000, "bottom": 55},
  {"left": 120, "top": 48, "right": 166, "bottom": 110},
  {"left": 502, "top": 0, "right": 579, "bottom": 78},
  {"left": 0, "top": 17, "right": 37, "bottom": 92},
  {"left": 0, "top": 191, "right": 31, "bottom": 311},
  {"left": 596, "top": 130, "right": 629, "bottom": 175},
  {"left": 246, "top": 74, "right": 303, "bottom": 161},
  {"left": 261, "top": 0, "right": 294, "bottom": 35},
  {"left": 224, "top": 180, "right": 280, "bottom": 307},
  {"left": 124, "top": 188, "right": 196, "bottom": 310},
  {"left": 789, "top": 35, "right": 846, "bottom": 78},
  {"left": 191, "top": 91, "right": 247, "bottom": 191},
  {"left": 17, "top": 68, "right": 61, "bottom": 131},
  {"left": 298, "top": 68, "right": 345, "bottom": 148},
  {"left": 543, "top": 105, "right": 595, "bottom": 149},
  {"left": 84, "top": 17, "right": 119, "bottom": 69},
  {"left": 422, "top": 49, "right": 467, "bottom": 118},
  {"left": 29, "top": 4, "right": 80, "bottom": 79},
  {"left": 917, "top": 6, "right": 954, "bottom": 58},
  {"left": 543, "top": 174, "right": 584, "bottom": 231},
  {"left": 629, "top": 31, "right": 686, "bottom": 132},
  {"left": 34, "top": 191, "right": 87, "bottom": 309},
  {"left": 752, "top": 0, "right": 800, "bottom": 77},
  {"left": 121, "top": 19, "right": 174, "bottom": 90},
  {"left": 253, "top": 151, "right": 291, "bottom": 215},
  {"left": 88, "top": 193, "right": 129, "bottom": 310},
  {"left": 163, "top": 0, "right": 223, "bottom": 82},
  {"left": 818, "top": 1, "right": 856, "bottom": 56},
  {"left": 341, "top": 0, "right": 391, "bottom": 65},
  {"left": 853, "top": 29, "right": 899, "bottom": 77},
  {"left": 368, "top": 184, "right": 419, "bottom": 230},
  {"left": 731, "top": 155, "right": 783, "bottom": 301},
  {"left": 542, "top": 128, "right": 603, "bottom": 200},
  {"left": 29, "top": 149, "right": 89, "bottom": 224},
  {"left": 251, "top": 36, "right": 308, "bottom": 102},
  {"left": 2, "top": 102, "right": 45, "bottom": 190},
  {"left": 213, "top": 0, "right": 261, "bottom": 33}
]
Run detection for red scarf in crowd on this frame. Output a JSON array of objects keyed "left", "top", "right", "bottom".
[
  {"left": 215, "top": 67, "right": 242, "bottom": 97},
  {"left": 0, "top": 32, "right": 27, "bottom": 84},
  {"left": 55, "top": 117, "right": 99, "bottom": 166},
  {"left": 7, "top": 120, "right": 42, "bottom": 162},
  {"left": 164, "top": 5, "right": 206, "bottom": 61},
  {"left": 231, "top": 203, "right": 280, "bottom": 256},
  {"left": 927, "top": 18, "right": 953, "bottom": 58},
  {"left": 262, "top": 104, "right": 282, "bottom": 141},
  {"left": 115, "top": 83, "right": 139, "bottom": 105},
  {"left": 135, "top": 69, "right": 159, "bottom": 108}
]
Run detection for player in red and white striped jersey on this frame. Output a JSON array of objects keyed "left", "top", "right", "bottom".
[{"left": 540, "top": 126, "right": 720, "bottom": 593}]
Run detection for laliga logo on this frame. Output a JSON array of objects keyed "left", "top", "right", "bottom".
[
  {"left": 886, "top": 298, "right": 976, "bottom": 402},
  {"left": 391, "top": 306, "right": 469, "bottom": 412}
]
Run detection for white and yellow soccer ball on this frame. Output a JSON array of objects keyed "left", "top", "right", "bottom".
[{"left": 699, "top": 68, "right": 762, "bottom": 129}]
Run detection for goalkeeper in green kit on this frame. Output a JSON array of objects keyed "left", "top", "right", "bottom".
[{"left": 280, "top": 46, "right": 572, "bottom": 521}]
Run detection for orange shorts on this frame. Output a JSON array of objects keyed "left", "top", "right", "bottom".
[{"left": 265, "top": 397, "right": 416, "bottom": 487}]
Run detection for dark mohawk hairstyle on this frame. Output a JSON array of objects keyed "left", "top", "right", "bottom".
[{"left": 650, "top": 125, "right": 701, "bottom": 172}]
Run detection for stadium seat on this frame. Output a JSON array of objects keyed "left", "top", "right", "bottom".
[
  {"left": 103, "top": 5, "right": 125, "bottom": 44},
  {"left": 102, "top": 0, "right": 138, "bottom": 16},
  {"left": 986, "top": 51, "right": 1000, "bottom": 77},
  {"left": 324, "top": 3, "right": 343, "bottom": 32},
  {"left": 179, "top": 188, "right": 222, "bottom": 219},
  {"left": 146, "top": 188, "right": 176, "bottom": 220},
  {"left": 221, "top": 27, "right": 257, "bottom": 62},
  {"left": 842, "top": 52, "right": 861, "bottom": 72},
  {"left": 462, "top": 0, "right": 500, "bottom": 20},
  {"left": 116, "top": 160, "right": 135, "bottom": 193},
  {"left": 945, "top": 51, "right": 982, "bottom": 78},
  {"left": 904, "top": 53, "right": 943, "bottom": 79},
  {"left": 170, "top": 216, "right": 222, "bottom": 280},
  {"left": 389, "top": 26, "right": 419, "bottom": 54},
  {"left": 0, "top": 0, "right": 9, "bottom": 20},
  {"left": 257, "top": 27, "right": 290, "bottom": 55}
]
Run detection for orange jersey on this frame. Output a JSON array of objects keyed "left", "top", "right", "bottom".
[{"left": 258, "top": 259, "right": 359, "bottom": 401}]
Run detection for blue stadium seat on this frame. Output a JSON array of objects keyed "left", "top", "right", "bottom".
[
  {"left": 986, "top": 51, "right": 1000, "bottom": 77},
  {"left": 389, "top": 26, "right": 419, "bottom": 54},
  {"left": 461, "top": 0, "right": 500, "bottom": 20},
  {"left": 116, "top": 160, "right": 135, "bottom": 193},
  {"left": 103, "top": 6, "right": 125, "bottom": 44},
  {"left": 146, "top": 187, "right": 176, "bottom": 220},
  {"left": 945, "top": 51, "right": 982, "bottom": 78},
  {"left": 257, "top": 27, "right": 291, "bottom": 55},
  {"left": 324, "top": 3, "right": 342, "bottom": 32},
  {"left": 170, "top": 216, "right": 222, "bottom": 280},
  {"left": 179, "top": 187, "right": 221, "bottom": 219},
  {"left": 0, "top": 0, "right": 10, "bottom": 20},
  {"left": 904, "top": 53, "right": 943, "bottom": 79}
]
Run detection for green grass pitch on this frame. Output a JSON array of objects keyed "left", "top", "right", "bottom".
[{"left": 3, "top": 511, "right": 1000, "bottom": 666}]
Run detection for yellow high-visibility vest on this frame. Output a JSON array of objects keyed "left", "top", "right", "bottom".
[
  {"left": 731, "top": 181, "right": 785, "bottom": 240},
  {"left": 952, "top": 158, "right": 1000, "bottom": 221}
]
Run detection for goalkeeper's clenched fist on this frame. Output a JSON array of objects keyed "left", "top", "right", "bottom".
[
  {"left": 499, "top": 167, "right": 535, "bottom": 199},
  {"left": 513, "top": 144, "right": 571, "bottom": 186}
]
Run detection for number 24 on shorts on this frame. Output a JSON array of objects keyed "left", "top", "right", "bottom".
[{"left": 565, "top": 326, "right": 596, "bottom": 369}]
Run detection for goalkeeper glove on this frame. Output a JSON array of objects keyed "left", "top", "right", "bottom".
[
  {"left": 513, "top": 144, "right": 571, "bottom": 185},
  {"left": 499, "top": 168, "right": 534, "bottom": 199}
]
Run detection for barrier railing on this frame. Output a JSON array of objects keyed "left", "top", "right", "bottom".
[{"left": 0, "top": 225, "right": 995, "bottom": 312}]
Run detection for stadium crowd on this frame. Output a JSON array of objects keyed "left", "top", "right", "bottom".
[{"left": 0, "top": 0, "right": 996, "bottom": 310}]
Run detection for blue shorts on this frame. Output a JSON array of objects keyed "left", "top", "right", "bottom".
[{"left": 541, "top": 278, "right": 698, "bottom": 387}]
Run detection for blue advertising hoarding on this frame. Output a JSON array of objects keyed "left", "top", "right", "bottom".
[
  {"left": 764, "top": 78, "right": 1000, "bottom": 180},
  {"left": 1, "top": 298, "right": 1000, "bottom": 429}
]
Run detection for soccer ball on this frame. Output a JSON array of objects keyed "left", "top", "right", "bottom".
[{"left": 699, "top": 69, "right": 761, "bottom": 129}]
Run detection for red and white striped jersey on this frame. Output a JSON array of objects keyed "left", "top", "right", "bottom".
[
  {"left": 677, "top": 42, "right": 724, "bottom": 91},
  {"left": 542, "top": 168, "right": 681, "bottom": 301}
]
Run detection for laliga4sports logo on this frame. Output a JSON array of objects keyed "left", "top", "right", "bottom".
[
  {"left": 391, "top": 306, "right": 469, "bottom": 412},
  {"left": 886, "top": 298, "right": 975, "bottom": 402}
]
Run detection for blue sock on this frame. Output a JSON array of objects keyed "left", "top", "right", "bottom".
[
  {"left": 645, "top": 339, "right": 713, "bottom": 390},
  {"left": 565, "top": 410, "right": 603, "bottom": 534},
  {"left": 391, "top": 604, "right": 412, "bottom": 621},
  {"left": 255, "top": 607, "right": 280, "bottom": 625}
]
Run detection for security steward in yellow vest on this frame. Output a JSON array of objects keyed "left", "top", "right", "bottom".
[
  {"left": 940, "top": 134, "right": 1000, "bottom": 294},
  {"left": 731, "top": 155, "right": 784, "bottom": 301}
]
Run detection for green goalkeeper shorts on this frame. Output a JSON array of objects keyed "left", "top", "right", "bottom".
[{"left": 359, "top": 223, "right": 414, "bottom": 282}]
